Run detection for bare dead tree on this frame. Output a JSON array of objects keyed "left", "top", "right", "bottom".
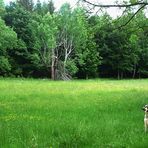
[
  {"left": 50, "top": 27, "right": 74, "bottom": 80},
  {"left": 56, "top": 28, "right": 74, "bottom": 80},
  {"left": 80, "top": 0, "right": 148, "bottom": 28}
]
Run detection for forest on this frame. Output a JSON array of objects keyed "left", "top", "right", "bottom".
[{"left": 0, "top": 0, "right": 148, "bottom": 80}]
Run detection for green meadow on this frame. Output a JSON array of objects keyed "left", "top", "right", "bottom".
[{"left": 0, "top": 78, "right": 148, "bottom": 147}]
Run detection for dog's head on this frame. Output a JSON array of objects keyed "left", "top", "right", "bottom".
[{"left": 142, "top": 105, "right": 148, "bottom": 112}]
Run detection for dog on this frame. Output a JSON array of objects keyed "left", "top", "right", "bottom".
[{"left": 142, "top": 105, "right": 148, "bottom": 133}]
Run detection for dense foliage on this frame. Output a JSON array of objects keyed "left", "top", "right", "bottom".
[{"left": 0, "top": 0, "right": 148, "bottom": 79}]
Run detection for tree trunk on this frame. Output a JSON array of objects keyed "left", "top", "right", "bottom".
[
  {"left": 51, "top": 61, "right": 55, "bottom": 80},
  {"left": 139, "top": 73, "right": 141, "bottom": 79},
  {"left": 117, "top": 70, "right": 120, "bottom": 80},
  {"left": 51, "top": 49, "right": 55, "bottom": 80},
  {"left": 121, "top": 72, "right": 123, "bottom": 79},
  {"left": 86, "top": 74, "right": 88, "bottom": 79},
  {"left": 132, "top": 64, "right": 136, "bottom": 78},
  {"left": 63, "top": 49, "right": 68, "bottom": 74},
  {"left": 63, "top": 61, "right": 66, "bottom": 74}
]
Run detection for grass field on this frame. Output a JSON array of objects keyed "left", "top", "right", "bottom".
[{"left": 0, "top": 78, "right": 148, "bottom": 147}]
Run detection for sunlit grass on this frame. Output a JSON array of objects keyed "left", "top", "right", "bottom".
[{"left": 0, "top": 78, "right": 148, "bottom": 147}]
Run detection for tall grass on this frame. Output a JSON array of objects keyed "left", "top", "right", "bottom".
[{"left": 0, "top": 78, "right": 148, "bottom": 147}]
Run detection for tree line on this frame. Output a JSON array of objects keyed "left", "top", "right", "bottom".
[{"left": 0, "top": 0, "right": 148, "bottom": 79}]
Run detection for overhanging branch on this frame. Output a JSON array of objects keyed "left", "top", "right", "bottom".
[
  {"left": 81, "top": 0, "right": 148, "bottom": 28},
  {"left": 117, "top": 4, "right": 147, "bottom": 29},
  {"left": 82, "top": 0, "right": 148, "bottom": 8}
]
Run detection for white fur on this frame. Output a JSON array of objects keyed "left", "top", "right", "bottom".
[{"left": 144, "top": 113, "right": 148, "bottom": 133}]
